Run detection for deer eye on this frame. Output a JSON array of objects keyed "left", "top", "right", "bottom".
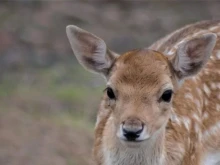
[
  {"left": 160, "top": 90, "right": 173, "bottom": 102},
  {"left": 106, "top": 87, "right": 116, "bottom": 100}
]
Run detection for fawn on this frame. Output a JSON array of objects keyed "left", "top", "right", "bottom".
[{"left": 66, "top": 20, "right": 220, "bottom": 165}]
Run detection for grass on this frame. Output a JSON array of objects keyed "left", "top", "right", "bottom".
[
  {"left": 0, "top": 83, "right": 15, "bottom": 97},
  {"left": 51, "top": 113, "right": 95, "bottom": 133},
  {"left": 53, "top": 85, "right": 92, "bottom": 102},
  {"left": 52, "top": 84, "right": 103, "bottom": 102},
  {"left": 0, "top": 63, "right": 103, "bottom": 165}
]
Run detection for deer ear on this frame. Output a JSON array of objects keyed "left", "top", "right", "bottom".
[
  {"left": 171, "top": 33, "right": 217, "bottom": 80},
  {"left": 66, "top": 25, "right": 119, "bottom": 76}
]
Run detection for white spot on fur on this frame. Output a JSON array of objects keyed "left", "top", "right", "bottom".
[
  {"left": 203, "top": 121, "right": 220, "bottom": 139},
  {"left": 194, "top": 123, "right": 200, "bottom": 133},
  {"left": 210, "top": 82, "right": 217, "bottom": 90},
  {"left": 184, "top": 93, "right": 193, "bottom": 100},
  {"left": 203, "top": 84, "right": 211, "bottom": 96},
  {"left": 204, "top": 99, "right": 209, "bottom": 106},
  {"left": 170, "top": 113, "right": 181, "bottom": 125},
  {"left": 164, "top": 47, "right": 170, "bottom": 54},
  {"left": 167, "top": 49, "right": 175, "bottom": 55},
  {"left": 192, "top": 77, "right": 198, "bottom": 83},
  {"left": 194, "top": 123, "right": 202, "bottom": 141},
  {"left": 209, "top": 26, "right": 219, "bottom": 31},
  {"left": 203, "top": 112, "right": 209, "bottom": 120},
  {"left": 181, "top": 117, "right": 191, "bottom": 131},
  {"left": 216, "top": 51, "right": 220, "bottom": 59},
  {"left": 185, "top": 87, "right": 192, "bottom": 92},
  {"left": 192, "top": 113, "right": 200, "bottom": 122},
  {"left": 195, "top": 99, "right": 201, "bottom": 109},
  {"left": 176, "top": 40, "right": 185, "bottom": 47},
  {"left": 192, "top": 30, "right": 207, "bottom": 38},
  {"left": 196, "top": 87, "right": 202, "bottom": 96},
  {"left": 216, "top": 104, "right": 220, "bottom": 111},
  {"left": 216, "top": 83, "right": 220, "bottom": 89}
]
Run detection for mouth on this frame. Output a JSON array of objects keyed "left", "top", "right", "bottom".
[
  {"left": 122, "top": 139, "right": 145, "bottom": 143},
  {"left": 118, "top": 137, "right": 148, "bottom": 148},
  {"left": 119, "top": 136, "right": 149, "bottom": 143},
  {"left": 117, "top": 133, "right": 150, "bottom": 145}
]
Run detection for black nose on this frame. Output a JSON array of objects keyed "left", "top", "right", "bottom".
[{"left": 122, "top": 122, "right": 144, "bottom": 141}]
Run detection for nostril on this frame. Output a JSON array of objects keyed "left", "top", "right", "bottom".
[
  {"left": 123, "top": 132, "right": 139, "bottom": 141},
  {"left": 135, "top": 125, "right": 144, "bottom": 134},
  {"left": 122, "top": 124, "right": 144, "bottom": 141}
]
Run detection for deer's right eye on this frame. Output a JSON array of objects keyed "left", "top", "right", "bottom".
[
  {"left": 160, "top": 89, "right": 173, "bottom": 102},
  {"left": 106, "top": 87, "right": 116, "bottom": 100}
]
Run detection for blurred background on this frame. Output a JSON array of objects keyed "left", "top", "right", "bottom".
[{"left": 0, "top": 1, "right": 219, "bottom": 165}]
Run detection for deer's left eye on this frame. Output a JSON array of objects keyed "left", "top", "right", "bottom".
[
  {"left": 160, "top": 90, "right": 173, "bottom": 102},
  {"left": 106, "top": 87, "right": 116, "bottom": 100}
]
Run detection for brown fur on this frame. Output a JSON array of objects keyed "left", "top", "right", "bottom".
[
  {"left": 66, "top": 20, "right": 220, "bottom": 165},
  {"left": 93, "top": 20, "right": 220, "bottom": 165}
]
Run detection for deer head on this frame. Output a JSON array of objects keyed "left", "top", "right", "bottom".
[{"left": 66, "top": 25, "right": 216, "bottom": 145}]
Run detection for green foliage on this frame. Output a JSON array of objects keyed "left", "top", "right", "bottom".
[
  {"left": 0, "top": 63, "right": 103, "bottom": 124},
  {"left": 53, "top": 86, "right": 89, "bottom": 102},
  {"left": 0, "top": 83, "right": 14, "bottom": 97}
]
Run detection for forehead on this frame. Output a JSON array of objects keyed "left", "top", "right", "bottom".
[{"left": 109, "top": 49, "right": 172, "bottom": 92}]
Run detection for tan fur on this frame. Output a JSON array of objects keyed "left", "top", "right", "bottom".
[
  {"left": 92, "top": 20, "right": 220, "bottom": 165},
  {"left": 66, "top": 20, "right": 220, "bottom": 165}
]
